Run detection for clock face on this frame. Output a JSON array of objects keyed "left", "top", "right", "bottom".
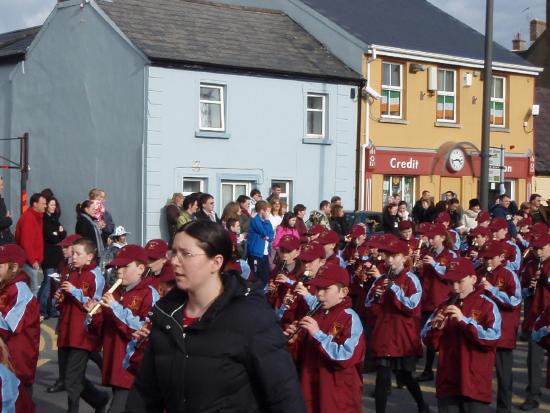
[{"left": 448, "top": 149, "right": 465, "bottom": 172}]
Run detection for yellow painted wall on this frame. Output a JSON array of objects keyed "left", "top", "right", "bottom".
[
  {"left": 533, "top": 177, "right": 550, "bottom": 200},
  {"left": 363, "top": 57, "right": 536, "bottom": 210}
]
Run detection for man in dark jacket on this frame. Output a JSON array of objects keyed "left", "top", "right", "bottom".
[
  {"left": 0, "top": 177, "right": 13, "bottom": 245},
  {"left": 491, "top": 194, "right": 517, "bottom": 237},
  {"left": 412, "top": 190, "right": 435, "bottom": 223}
]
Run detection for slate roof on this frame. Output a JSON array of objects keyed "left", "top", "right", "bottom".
[
  {"left": 0, "top": 26, "right": 40, "bottom": 61},
  {"left": 535, "top": 87, "right": 550, "bottom": 175},
  {"left": 97, "top": 0, "right": 360, "bottom": 82},
  {"left": 300, "top": 0, "right": 533, "bottom": 67}
]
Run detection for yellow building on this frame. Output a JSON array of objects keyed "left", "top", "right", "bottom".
[{"left": 361, "top": 51, "right": 540, "bottom": 210}]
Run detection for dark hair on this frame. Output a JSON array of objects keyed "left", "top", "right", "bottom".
[
  {"left": 236, "top": 195, "right": 250, "bottom": 205},
  {"left": 434, "top": 200, "right": 448, "bottom": 213},
  {"left": 448, "top": 198, "right": 460, "bottom": 206},
  {"left": 498, "top": 194, "right": 510, "bottom": 201},
  {"left": 46, "top": 196, "right": 61, "bottom": 217},
  {"left": 530, "top": 193, "right": 541, "bottom": 202},
  {"left": 469, "top": 198, "right": 481, "bottom": 209},
  {"left": 255, "top": 200, "right": 269, "bottom": 213},
  {"left": 398, "top": 201, "right": 408, "bottom": 208},
  {"left": 177, "top": 220, "right": 232, "bottom": 268},
  {"left": 271, "top": 183, "right": 281, "bottom": 190},
  {"left": 76, "top": 200, "right": 95, "bottom": 216},
  {"left": 41, "top": 188, "right": 54, "bottom": 199},
  {"left": 280, "top": 212, "right": 296, "bottom": 228},
  {"left": 199, "top": 193, "right": 214, "bottom": 208},
  {"left": 319, "top": 200, "right": 330, "bottom": 210},
  {"left": 293, "top": 204, "right": 306, "bottom": 214},
  {"left": 29, "top": 193, "right": 45, "bottom": 206},
  {"left": 330, "top": 196, "right": 342, "bottom": 204},
  {"left": 250, "top": 189, "right": 261, "bottom": 198},
  {"left": 182, "top": 193, "right": 199, "bottom": 211},
  {"left": 226, "top": 218, "right": 239, "bottom": 229},
  {"left": 73, "top": 238, "right": 97, "bottom": 256}
]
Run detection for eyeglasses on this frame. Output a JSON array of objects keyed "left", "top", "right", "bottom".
[{"left": 166, "top": 249, "right": 207, "bottom": 261}]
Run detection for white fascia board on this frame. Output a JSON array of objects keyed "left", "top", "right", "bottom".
[{"left": 370, "top": 44, "right": 543, "bottom": 76}]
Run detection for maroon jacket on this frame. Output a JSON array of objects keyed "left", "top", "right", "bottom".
[
  {"left": 291, "top": 298, "right": 365, "bottom": 413},
  {"left": 89, "top": 278, "right": 159, "bottom": 389},
  {"left": 482, "top": 265, "right": 521, "bottom": 349},
  {"left": 57, "top": 263, "right": 104, "bottom": 351},
  {"left": 0, "top": 272, "right": 39, "bottom": 385},
  {"left": 532, "top": 305, "right": 550, "bottom": 388},
  {"left": 524, "top": 258, "right": 550, "bottom": 332},
  {"left": 422, "top": 289, "right": 501, "bottom": 403},
  {"left": 367, "top": 268, "right": 423, "bottom": 358},
  {"left": 0, "top": 364, "right": 35, "bottom": 412},
  {"left": 266, "top": 261, "right": 302, "bottom": 309},
  {"left": 419, "top": 248, "right": 455, "bottom": 312},
  {"left": 295, "top": 217, "right": 308, "bottom": 244},
  {"left": 15, "top": 208, "right": 44, "bottom": 265}
]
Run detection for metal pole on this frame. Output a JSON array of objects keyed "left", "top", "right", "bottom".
[
  {"left": 20, "top": 133, "right": 29, "bottom": 214},
  {"left": 480, "top": 0, "right": 494, "bottom": 210}
]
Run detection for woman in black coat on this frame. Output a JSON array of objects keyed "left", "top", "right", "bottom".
[
  {"left": 382, "top": 203, "right": 400, "bottom": 235},
  {"left": 126, "top": 220, "right": 306, "bottom": 413},
  {"left": 75, "top": 200, "right": 104, "bottom": 258},
  {"left": 38, "top": 197, "right": 66, "bottom": 317},
  {"left": 0, "top": 177, "right": 13, "bottom": 244}
]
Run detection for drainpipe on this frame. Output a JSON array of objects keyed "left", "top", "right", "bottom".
[{"left": 360, "top": 47, "right": 376, "bottom": 210}]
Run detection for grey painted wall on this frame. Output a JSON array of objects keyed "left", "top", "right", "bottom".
[
  {"left": 6, "top": 2, "right": 147, "bottom": 241},
  {"left": 145, "top": 67, "right": 358, "bottom": 240},
  {"left": 214, "top": 0, "right": 366, "bottom": 75}
]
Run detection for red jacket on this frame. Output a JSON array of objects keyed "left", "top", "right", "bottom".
[
  {"left": 419, "top": 248, "right": 455, "bottom": 312},
  {"left": 482, "top": 265, "right": 521, "bottom": 349},
  {"left": 367, "top": 268, "right": 423, "bottom": 358},
  {"left": 524, "top": 258, "right": 550, "bottom": 332},
  {"left": 293, "top": 298, "right": 365, "bottom": 413},
  {"left": 266, "top": 261, "right": 302, "bottom": 309},
  {"left": 0, "top": 273, "right": 39, "bottom": 385},
  {"left": 0, "top": 364, "right": 35, "bottom": 413},
  {"left": 89, "top": 278, "right": 159, "bottom": 389},
  {"left": 57, "top": 263, "right": 105, "bottom": 351},
  {"left": 15, "top": 208, "right": 44, "bottom": 265},
  {"left": 422, "top": 289, "right": 501, "bottom": 403}
]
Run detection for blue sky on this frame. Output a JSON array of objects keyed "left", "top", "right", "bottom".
[{"left": 0, "top": 0, "right": 547, "bottom": 49}]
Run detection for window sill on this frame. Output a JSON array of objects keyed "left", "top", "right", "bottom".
[
  {"left": 490, "top": 127, "right": 510, "bottom": 133},
  {"left": 435, "top": 121, "right": 462, "bottom": 128},
  {"left": 379, "top": 118, "right": 409, "bottom": 125},
  {"left": 195, "top": 131, "right": 231, "bottom": 139},
  {"left": 302, "top": 137, "right": 333, "bottom": 145}
]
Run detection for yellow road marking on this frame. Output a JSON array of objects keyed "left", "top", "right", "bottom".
[
  {"left": 37, "top": 359, "right": 50, "bottom": 368},
  {"left": 39, "top": 336, "right": 44, "bottom": 352},
  {"left": 40, "top": 323, "right": 58, "bottom": 351}
]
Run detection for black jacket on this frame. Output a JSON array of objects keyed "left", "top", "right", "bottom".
[
  {"left": 42, "top": 213, "right": 66, "bottom": 269},
  {"left": 195, "top": 209, "right": 221, "bottom": 224},
  {"left": 75, "top": 213, "right": 104, "bottom": 257},
  {"left": 0, "top": 195, "right": 13, "bottom": 245},
  {"left": 126, "top": 272, "right": 306, "bottom": 413}
]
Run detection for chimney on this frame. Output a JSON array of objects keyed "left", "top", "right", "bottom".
[
  {"left": 530, "top": 19, "right": 546, "bottom": 42},
  {"left": 512, "top": 32, "right": 526, "bottom": 51}
]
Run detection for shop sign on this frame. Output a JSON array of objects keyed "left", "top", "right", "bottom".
[{"left": 367, "top": 145, "right": 376, "bottom": 170}]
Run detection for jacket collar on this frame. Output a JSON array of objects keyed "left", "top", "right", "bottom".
[{"left": 3, "top": 271, "right": 30, "bottom": 288}]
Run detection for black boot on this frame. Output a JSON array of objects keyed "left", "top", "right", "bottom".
[
  {"left": 47, "top": 379, "right": 65, "bottom": 393},
  {"left": 66, "top": 398, "right": 79, "bottom": 413}
]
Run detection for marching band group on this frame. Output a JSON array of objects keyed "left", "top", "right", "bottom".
[{"left": 3, "top": 192, "right": 550, "bottom": 413}]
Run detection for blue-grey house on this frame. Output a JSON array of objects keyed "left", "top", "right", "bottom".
[{"left": 0, "top": 0, "right": 361, "bottom": 242}]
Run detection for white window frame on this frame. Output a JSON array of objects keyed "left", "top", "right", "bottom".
[
  {"left": 220, "top": 181, "right": 252, "bottom": 212},
  {"left": 436, "top": 69, "right": 456, "bottom": 123},
  {"left": 306, "top": 93, "right": 326, "bottom": 138},
  {"left": 271, "top": 180, "right": 293, "bottom": 208},
  {"left": 490, "top": 76, "right": 506, "bottom": 128},
  {"left": 382, "top": 175, "right": 417, "bottom": 208},
  {"left": 182, "top": 177, "right": 206, "bottom": 196},
  {"left": 199, "top": 83, "right": 226, "bottom": 132},
  {"left": 381, "top": 62, "right": 403, "bottom": 119}
]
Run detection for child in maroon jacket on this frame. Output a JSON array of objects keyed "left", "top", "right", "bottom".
[
  {"left": 478, "top": 241, "right": 522, "bottom": 413},
  {"left": 422, "top": 257, "right": 502, "bottom": 412},
  {"left": 86, "top": 245, "right": 160, "bottom": 413},
  {"left": 0, "top": 336, "right": 35, "bottom": 412},
  {"left": 367, "top": 239, "right": 428, "bottom": 413},
  {"left": 54, "top": 238, "right": 109, "bottom": 413},
  {"left": 285, "top": 264, "right": 365, "bottom": 413},
  {"left": 0, "top": 244, "right": 40, "bottom": 394}
]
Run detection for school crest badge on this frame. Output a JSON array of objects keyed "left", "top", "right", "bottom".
[
  {"left": 129, "top": 296, "right": 142, "bottom": 312},
  {"left": 470, "top": 310, "right": 481, "bottom": 323},
  {"left": 81, "top": 282, "right": 90, "bottom": 295},
  {"left": 330, "top": 322, "right": 344, "bottom": 339}
]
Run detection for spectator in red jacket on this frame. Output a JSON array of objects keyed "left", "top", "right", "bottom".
[
  {"left": 0, "top": 244, "right": 40, "bottom": 396},
  {"left": 15, "top": 193, "right": 47, "bottom": 295},
  {"left": 285, "top": 264, "right": 365, "bottom": 413},
  {"left": 422, "top": 257, "right": 501, "bottom": 412}
]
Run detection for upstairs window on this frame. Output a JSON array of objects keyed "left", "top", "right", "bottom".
[
  {"left": 200, "top": 84, "right": 225, "bottom": 131},
  {"left": 437, "top": 69, "right": 456, "bottom": 122},
  {"left": 490, "top": 76, "right": 506, "bottom": 127},
  {"left": 381, "top": 62, "right": 403, "bottom": 118},
  {"left": 306, "top": 93, "right": 326, "bottom": 137}
]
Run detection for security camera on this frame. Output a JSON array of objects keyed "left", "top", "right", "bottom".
[{"left": 363, "top": 85, "right": 381, "bottom": 100}]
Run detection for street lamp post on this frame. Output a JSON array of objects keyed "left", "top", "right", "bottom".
[{"left": 480, "top": 0, "right": 494, "bottom": 210}]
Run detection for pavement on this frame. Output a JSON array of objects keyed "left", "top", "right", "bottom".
[{"left": 34, "top": 318, "right": 550, "bottom": 412}]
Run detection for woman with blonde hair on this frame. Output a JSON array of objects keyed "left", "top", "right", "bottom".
[
  {"left": 268, "top": 198, "right": 284, "bottom": 230},
  {"left": 166, "top": 193, "right": 184, "bottom": 244},
  {"left": 221, "top": 201, "right": 241, "bottom": 229},
  {"left": 88, "top": 187, "right": 115, "bottom": 245}
]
